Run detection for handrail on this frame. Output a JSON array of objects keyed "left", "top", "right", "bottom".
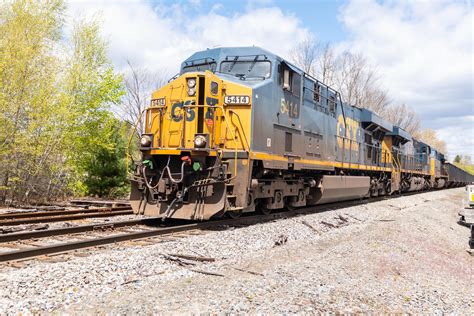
[
  {"left": 126, "top": 103, "right": 249, "bottom": 179},
  {"left": 126, "top": 106, "right": 166, "bottom": 175},
  {"left": 126, "top": 108, "right": 147, "bottom": 175},
  {"left": 181, "top": 104, "right": 247, "bottom": 178},
  {"left": 228, "top": 109, "right": 250, "bottom": 151}
]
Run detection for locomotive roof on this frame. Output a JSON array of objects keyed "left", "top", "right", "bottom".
[
  {"left": 182, "top": 46, "right": 279, "bottom": 68},
  {"left": 388, "top": 126, "right": 412, "bottom": 143}
]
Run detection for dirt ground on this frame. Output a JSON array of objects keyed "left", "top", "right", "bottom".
[
  {"left": 70, "top": 188, "right": 473, "bottom": 314},
  {"left": 1, "top": 188, "right": 472, "bottom": 314}
]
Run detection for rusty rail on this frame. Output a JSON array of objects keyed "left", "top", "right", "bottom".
[
  {"left": 0, "top": 206, "right": 131, "bottom": 220},
  {"left": 0, "top": 207, "right": 133, "bottom": 226}
]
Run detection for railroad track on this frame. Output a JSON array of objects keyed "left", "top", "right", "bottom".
[
  {"left": 0, "top": 189, "right": 441, "bottom": 264},
  {"left": 0, "top": 197, "right": 378, "bottom": 264},
  {"left": 0, "top": 206, "right": 133, "bottom": 226}
]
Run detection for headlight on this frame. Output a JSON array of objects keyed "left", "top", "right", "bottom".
[
  {"left": 188, "top": 87, "right": 196, "bottom": 96},
  {"left": 194, "top": 135, "right": 206, "bottom": 148},
  {"left": 187, "top": 78, "right": 196, "bottom": 88},
  {"left": 140, "top": 135, "right": 152, "bottom": 147}
]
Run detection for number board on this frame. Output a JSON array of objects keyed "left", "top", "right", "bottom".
[
  {"left": 151, "top": 98, "right": 166, "bottom": 107},
  {"left": 224, "top": 95, "right": 250, "bottom": 105}
]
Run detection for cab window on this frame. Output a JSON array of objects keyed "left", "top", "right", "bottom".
[
  {"left": 280, "top": 63, "right": 301, "bottom": 97},
  {"left": 220, "top": 60, "right": 271, "bottom": 79},
  {"left": 182, "top": 62, "right": 216, "bottom": 73}
]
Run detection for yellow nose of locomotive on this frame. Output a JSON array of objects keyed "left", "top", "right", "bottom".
[
  {"left": 131, "top": 70, "right": 253, "bottom": 220},
  {"left": 143, "top": 70, "right": 252, "bottom": 153}
]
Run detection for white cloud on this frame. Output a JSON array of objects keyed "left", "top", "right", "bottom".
[
  {"left": 436, "top": 115, "right": 474, "bottom": 159},
  {"left": 188, "top": 0, "right": 202, "bottom": 7},
  {"left": 66, "top": 0, "right": 309, "bottom": 75},
  {"left": 339, "top": 0, "right": 474, "bottom": 157}
]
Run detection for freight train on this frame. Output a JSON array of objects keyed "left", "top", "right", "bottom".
[{"left": 129, "top": 47, "right": 474, "bottom": 220}]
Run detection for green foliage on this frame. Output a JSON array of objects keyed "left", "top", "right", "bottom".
[
  {"left": 453, "top": 155, "right": 473, "bottom": 175},
  {"left": 82, "top": 116, "right": 129, "bottom": 198},
  {"left": 0, "top": 0, "right": 125, "bottom": 203},
  {"left": 454, "top": 163, "right": 474, "bottom": 176}
]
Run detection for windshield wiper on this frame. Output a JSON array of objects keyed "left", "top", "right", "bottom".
[
  {"left": 247, "top": 55, "right": 259, "bottom": 74},
  {"left": 227, "top": 56, "right": 240, "bottom": 73}
]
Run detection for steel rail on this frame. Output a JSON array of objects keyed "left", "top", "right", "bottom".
[
  {"left": 0, "top": 218, "right": 162, "bottom": 242},
  {"left": 0, "top": 210, "right": 133, "bottom": 226},
  {"left": 0, "top": 223, "right": 201, "bottom": 262},
  {"left": 0, "top": 206, "right": 132, "bottom": 220},
  {"left": 69, "top": 200, "right": 130, "bottom": 207}
]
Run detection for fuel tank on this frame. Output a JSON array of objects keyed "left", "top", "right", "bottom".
[{"left": 307, "top": 175, "right": 370, "bottom": 205}]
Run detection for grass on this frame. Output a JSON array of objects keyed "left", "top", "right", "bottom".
[{"left": 453, "top": 162, "right": 474, "bottom": 175}]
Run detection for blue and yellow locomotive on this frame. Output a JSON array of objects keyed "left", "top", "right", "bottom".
[{"left": 130, "top": 46, "right": 473, "bottom": 220}]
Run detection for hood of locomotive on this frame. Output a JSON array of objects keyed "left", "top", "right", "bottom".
[{"left": 141, "top": 70, "right": 254, "bottom": 155}]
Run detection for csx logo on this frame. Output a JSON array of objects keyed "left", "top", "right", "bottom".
[{"left": 171, "top": 97, "right": 218, "bottom": 122}]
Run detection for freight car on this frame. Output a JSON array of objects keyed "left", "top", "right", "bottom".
[
  {"left": 129, "top": 46, "right": 473, "bottom": 220},
  {"left": 445, "top": 162, "right": 474, "bottom": 187}
]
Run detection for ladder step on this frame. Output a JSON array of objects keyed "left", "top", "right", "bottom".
[
  {"left": 226, "top": 195, "right": 237, "bottom": 199},
  {"left": 226, "top": 207, "right": 243, "bottom": 211}
]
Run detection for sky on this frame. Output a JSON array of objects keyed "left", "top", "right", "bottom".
[{"left": 67, "top": 0, "right": 474, "bottom": 159}]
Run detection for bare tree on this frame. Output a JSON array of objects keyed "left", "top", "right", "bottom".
[
  {"left": 290, "top": 36, "right": 318, "bottom": 75},
  {"left": 116, "top": 60, "right": 168, "bottom": 133},
  {"left": 290, "top": 39, "right": 390, "bottom": 115},
  {"left": 333, "top": 51, "right": 390, "bottom": 115},
  {"left": 290, "top": 38, "right": 337, "bottom": 85},
  {"left": 461, "top": 155, "right": 472, "bottom": 165},
  {"left": 383, "top": 103, "right": 421, "bottom": 135},
  {"left": 317, "top": 42, "right": 336, "bottom": 86},
  {"left": 415, "top": 129, "right": 447, "bottom": 154}
]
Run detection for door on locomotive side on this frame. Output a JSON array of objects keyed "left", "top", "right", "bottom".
[{"left": 273, "top": 62, "right": 303, "bottom": 166}]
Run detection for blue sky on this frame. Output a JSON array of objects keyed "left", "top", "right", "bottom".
[
  {"left": 68, "top": 0, "right": 473, "bottom": 158},
  {"left": 155, "top": 0, "right": 347, "bottom": 42}
]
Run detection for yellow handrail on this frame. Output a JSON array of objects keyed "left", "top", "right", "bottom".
[
  {"left": 182, "top": 104, "right": 246, "bottom": 177},
  {"left": 126, "top": 106, "right": 165, "bottom": 175},
  {"left": 228, "top": 109, "right": 250, "bottom": 151},
  {"left": 126, "top": 104, "right": 250, "bottom": 179},
  {"left": 126, "top": 108, "right": 147, "bottom": 176}
]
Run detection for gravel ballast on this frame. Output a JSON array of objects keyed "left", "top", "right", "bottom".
[{"left": 0, "top": 188, "right": 472, "bottom": 313}]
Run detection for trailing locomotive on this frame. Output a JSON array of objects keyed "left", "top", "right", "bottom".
[{"left": 130, "top": 47, "right": 474, "bottom": 220}]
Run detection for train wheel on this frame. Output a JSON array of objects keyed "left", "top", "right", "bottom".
[
  {"left": 226, "top": 210, "right": 242, "bottom": 219},
  {"left": 260, "top": 204, "right": 271, "bottom": 215}
]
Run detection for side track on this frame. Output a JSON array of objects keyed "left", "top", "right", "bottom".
[{"left": 0, "top": 206, "right": 133, "bottom": 226}]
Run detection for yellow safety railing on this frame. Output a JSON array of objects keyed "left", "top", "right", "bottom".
[
  {"left": 182, "top": 104, "right": 249, "bottom": 178},
  {"left": 126, "top": 106, "right": 165, "bottom": 175},
  {"left": 126, "top": 104, "right": 250, "bottom": 179},
  {"left": 126, "top": 108, "right": 147, "bottom": 176}
]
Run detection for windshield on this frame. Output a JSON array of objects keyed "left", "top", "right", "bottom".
[
  {"left": 220, "top": 60, "right": 271, "bottom": 79},
  {"left": 182, "top": 62, "right": 216, "bottom": 73}
]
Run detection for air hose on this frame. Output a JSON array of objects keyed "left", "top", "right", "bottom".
[
  {"left": 141, "top": 156, "right": 186, "bottom": 191},
  {"left": 162, "top": 156, "right": 186, "bottom": 184}
]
